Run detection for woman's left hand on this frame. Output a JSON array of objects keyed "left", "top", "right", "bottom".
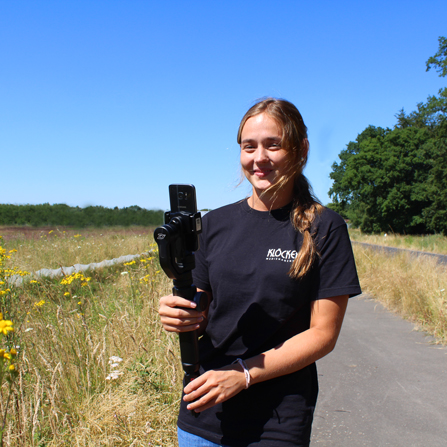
[{"left": 183, "top": 364, "right": 246, "bottom": 413}]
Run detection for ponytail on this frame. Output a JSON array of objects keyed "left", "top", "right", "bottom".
[{"left": 288, "top": 175, "right": 323, "bottom": 279}]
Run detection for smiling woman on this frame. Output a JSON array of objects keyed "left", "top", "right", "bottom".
[
  {"left": 158, "top": 98, "right": 361, "bottom": 447},
  {"left": 239, "top": 112, "right": 296, "bottom": 210}
]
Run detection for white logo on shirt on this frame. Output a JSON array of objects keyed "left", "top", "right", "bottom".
[{"left": 266, "top": 248, "right": 297, "bottom": 263}]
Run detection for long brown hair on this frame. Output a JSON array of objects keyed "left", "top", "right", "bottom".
[{"left": 237, "top": 98, "right": 323, "bottom": 279}]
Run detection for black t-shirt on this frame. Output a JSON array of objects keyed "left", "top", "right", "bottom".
[{"left": 177, "top": 199, "right": 361, "bottom": 446}]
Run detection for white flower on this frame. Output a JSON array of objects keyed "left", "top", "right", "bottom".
[
  {"left": 121, "top": 271, "right": 128, "bottom": 275},
  {"left": 106, "top": 371, "right": 123, "bottom": 380},
  {"left": 109, "top": 356, "right": 123, "bottom": 364}
]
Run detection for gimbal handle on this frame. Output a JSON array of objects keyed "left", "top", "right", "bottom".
[
  {"left": 154, "top": 212, "right": 207, "bottom": 386},
  {"left": 172, "top": 275, "right": 201, "bottom": 384}
]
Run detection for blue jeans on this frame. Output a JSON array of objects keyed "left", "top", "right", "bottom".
[{"left": 177, "top": 427, "right": 229, "bottom": 447}]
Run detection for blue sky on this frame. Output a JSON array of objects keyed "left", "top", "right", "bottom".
[{"left": 2, "top": 1, "right": 446, "bottom": 211}]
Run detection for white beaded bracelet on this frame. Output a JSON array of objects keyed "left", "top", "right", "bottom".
[{"left": 233, "top": 358, "right": 251, "bottom": 389}]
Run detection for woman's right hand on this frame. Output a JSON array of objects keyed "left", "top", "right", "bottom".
[{"left": 158, "top": 294, "right": 205, "bottom": 333}]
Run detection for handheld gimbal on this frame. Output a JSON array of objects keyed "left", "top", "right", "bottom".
[{"left": 154, "top": 184, "right": 207, "bottom": 385}]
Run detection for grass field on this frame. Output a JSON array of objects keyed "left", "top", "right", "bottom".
[
  {"left": 1, "top": 226, "right": 155, "bottom": 272},
  {"left": 353, "top": 244, "right": 447, "bottom": 344},
  {"left": 1, "top": 227, "right": 181, "bottom": 446},
  {"left": 1, "top": 226, "right": 446, "bottom": 446},
  {"left": 349, "top": 228, "right": 447, "bottom": 255}
]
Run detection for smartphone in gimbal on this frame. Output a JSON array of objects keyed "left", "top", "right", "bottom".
[{"left": 169, "top": 184, "right": 198, "bottom": 214}]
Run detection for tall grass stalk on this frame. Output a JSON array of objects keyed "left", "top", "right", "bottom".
[{"left": 354, "top": 245, "right": 447, "bottom": 344}]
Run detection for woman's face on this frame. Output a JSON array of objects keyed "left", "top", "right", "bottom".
[{"left": 240, "top": 113, "right": 294, "bottom": 206}]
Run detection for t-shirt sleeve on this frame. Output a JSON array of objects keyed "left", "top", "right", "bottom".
[{"left": 313, "top": 216, "right": 362, "bottom": 300}]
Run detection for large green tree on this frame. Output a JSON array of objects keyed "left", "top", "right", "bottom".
[
  {"left": 329, "top": 37, "right": 447, "bottom": 234},
  {"left": 329, "top": 125, "right": 435, "bottom": 233}
]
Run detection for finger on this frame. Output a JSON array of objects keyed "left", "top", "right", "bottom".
[
  {"left": 186, "top": 388, "right": 222, "bottom": 413},
  {"left": 161, "top": 321, "right": 203, "bottom": 333},
  {"left": 183, "top": 374, "right": 208, "bottom": 395},
  {"left": 159, "top": 305, "right": 203, "bottom": 320},
  {"left": 160, "top": 313, "right": 203, "bottom": 329},
  {"left": 160, "top": 295, "right": 198, "bottom": 310},
  {"left": 187, "top": 397, "right": 217, "bottom": 413}
]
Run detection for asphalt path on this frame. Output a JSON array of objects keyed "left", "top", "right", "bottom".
[{"left": 311, "top": 294, "right": 447, "bottom": 446}]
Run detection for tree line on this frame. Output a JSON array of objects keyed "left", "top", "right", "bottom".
[
  {"left": 328, "top": 37, "right": 447, "bottom": 234},
  {"left": 0, "top": 203, "right": 164, "bottom": 228}
]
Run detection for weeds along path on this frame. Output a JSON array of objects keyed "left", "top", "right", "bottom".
[
  {"left": 312, "top": 294, "right": 447, "bottom": 447},
  {"left": 351, "top": 241, "right": 447, "bottom": 265}
]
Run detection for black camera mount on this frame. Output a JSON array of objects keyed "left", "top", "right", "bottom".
[{"left": 154, "top": 185, "right": 207, "bottom": 385}]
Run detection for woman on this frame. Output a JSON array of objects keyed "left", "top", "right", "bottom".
[{"left": 159, "top": 98, "right": 361, "bottom": 446}]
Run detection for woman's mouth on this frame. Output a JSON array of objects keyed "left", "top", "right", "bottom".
[{"left": 253, "top": 168, "right": 273, "bottom": 178}]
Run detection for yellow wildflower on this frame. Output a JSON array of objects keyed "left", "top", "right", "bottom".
[
  {"left": 64, "top": 292, "right": 70, "bottom": 296},
  {"left": 0, "top": 318, "right": 14, "bottom": 335},
  {"left": 9, "top": 364, "right": 15, "bottom": 371},
  {"left": 60, "top": 272, "right": 91, "bottom": 285}
]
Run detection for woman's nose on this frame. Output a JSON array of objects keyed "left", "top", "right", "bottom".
[{"left": 255, "top": 147, "right": 269, "bottom": 163}]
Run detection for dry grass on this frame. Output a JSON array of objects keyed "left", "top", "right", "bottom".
[
  {"left": 353, "top": 244, "right": 447, "bottom": 344},
  {"left": 1, "top": 228, "right": 182, "bottom": 446},
  {"left": 1, "top": 226, "right": 154, "bottom": 272},
  {"left": 349, "top": 228, "right": 447, "bottom": 255}
]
